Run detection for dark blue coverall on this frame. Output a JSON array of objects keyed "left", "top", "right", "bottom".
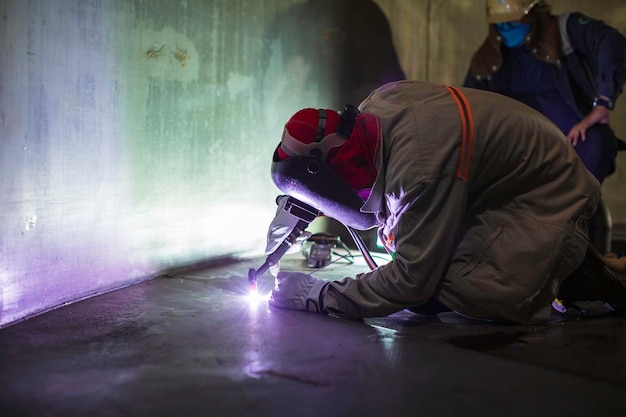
[{"left": 464, "top": 12, "right": 626, "bottom": 183}]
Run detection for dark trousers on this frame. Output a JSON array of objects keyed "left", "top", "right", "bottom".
[{"left": 572, "top": 123, "right": 619, "bottom": 184}]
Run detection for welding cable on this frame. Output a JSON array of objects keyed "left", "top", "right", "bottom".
[
  {"left": 347, "top": 226, "right": 378, "bottom": 271},
  {"left": 332, "top": 240, "right": 355, "bottom": 264},
  {"left": 335, "top": 239, "right": 355, "bottom": 262}
]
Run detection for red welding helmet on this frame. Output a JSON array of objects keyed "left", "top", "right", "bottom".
[{"left": 271, "top": 105, "right": 379, "bottom": 230}]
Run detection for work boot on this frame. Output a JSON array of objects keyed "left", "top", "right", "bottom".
[
  {"left": 408, "top": 298, "right": 451, "bottom": 316},
  {"left": 558, "top": 245, "right": 626, "bottom": 312}
]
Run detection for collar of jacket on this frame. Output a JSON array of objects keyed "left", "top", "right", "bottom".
[{"left": 469, "top": 13, "right": 563, "bottom": 81}]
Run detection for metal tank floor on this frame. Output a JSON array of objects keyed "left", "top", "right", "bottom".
[{"left": 1, "top": 253, "right": 625, "bottom": 417}]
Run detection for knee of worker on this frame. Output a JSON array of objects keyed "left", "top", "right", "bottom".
[
  {"left": 588, "top": 199, "right": 612, "bottom": 254},
  {"left": 573, "top": 125, "right": 618, "bottom": 183},
  {"left": 438, "top": 218, "right": 588, "bottom": 323}
]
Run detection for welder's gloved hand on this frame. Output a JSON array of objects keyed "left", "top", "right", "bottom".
[
  {"left": 269, "top": 272, "right": 329, "bottom": 313},
  {"left": 265, "top": 196, "right": 311, "bottom": 277},
  {"left": 266, "top": 196, "right": 309, "bottom": 255}
]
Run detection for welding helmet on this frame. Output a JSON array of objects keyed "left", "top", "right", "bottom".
[
  {"left": 486, "top": 0, "right": 539, "bottom": 23},
  {"left": 271, "top": 105, "right": 378, "bottom": 230}
]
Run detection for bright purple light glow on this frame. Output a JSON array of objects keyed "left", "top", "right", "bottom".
[{"left": 246, "top": 289, "right": 270, "bottom": 305}]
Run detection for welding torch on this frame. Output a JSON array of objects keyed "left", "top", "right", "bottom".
[{"left": 248, "top": 197, "right": 320, "bottom": 293}]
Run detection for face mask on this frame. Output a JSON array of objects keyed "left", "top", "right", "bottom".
[{"left": 495, "top": 21, "right": 530, "bottom": 48}]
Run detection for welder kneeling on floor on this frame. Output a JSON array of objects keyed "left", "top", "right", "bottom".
[{"left": 261, "top": 80, "right": 626, "bottom": 324}]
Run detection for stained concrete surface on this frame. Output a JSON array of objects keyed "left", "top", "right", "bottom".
[{"left": 1, "top": 254, "right": 626, "bottom": 417}]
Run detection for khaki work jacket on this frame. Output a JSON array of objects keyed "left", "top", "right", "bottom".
[{"left": 322, "top": 80, "right": 600, "bottom": 324}]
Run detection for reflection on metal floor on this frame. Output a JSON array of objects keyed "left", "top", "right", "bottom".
[{"left": 1, "top": 253, "right": 626, "bottom": 417}]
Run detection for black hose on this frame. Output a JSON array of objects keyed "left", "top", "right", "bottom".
[{"left": 347, "top": 227, "right": 378, "bottom": 271}]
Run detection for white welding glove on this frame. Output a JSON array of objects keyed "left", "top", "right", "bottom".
[
  {"left": 265, "top": 196, "right": 311, "bottom": 276},
  {"left": 269, "top": 272, "right": 329, "bottom": 313}
]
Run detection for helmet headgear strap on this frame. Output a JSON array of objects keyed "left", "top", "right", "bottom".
[
  {"left": 281, "top": 104, "right": 361, "bottom": 161},
  {"left": 315, "top": 109, "right": 327, "bottom": 142},
  {"left": 337, "top": 104, "right": 360, "bottom": 138}
]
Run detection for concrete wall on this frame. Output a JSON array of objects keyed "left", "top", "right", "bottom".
[
  {"left": 1, "top": 0, "right": 286, "bottom": 326},
  {"left": 1, "top": 0, "right": 625, "bottom": 327},
  {"left": 0, "top": 0, "right": 406, "bottom": 327}
]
